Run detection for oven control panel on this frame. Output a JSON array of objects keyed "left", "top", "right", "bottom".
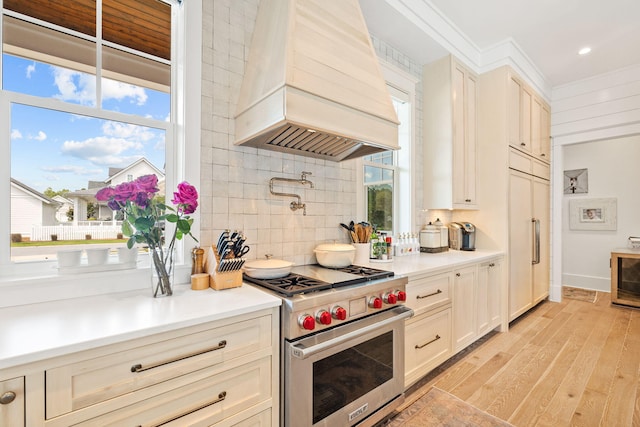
[{"left": 289, "top": 287, "right": 407, "bottom": 337}]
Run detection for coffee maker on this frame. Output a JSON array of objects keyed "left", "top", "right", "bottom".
[{"left": 448, "top": 222, "right": 476, "bottom": 251}]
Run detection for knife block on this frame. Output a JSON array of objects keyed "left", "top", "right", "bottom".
[{"left": 209, "top": 246, "right": 243, "bottom": 290}]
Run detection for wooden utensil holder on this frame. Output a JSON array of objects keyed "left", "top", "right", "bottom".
[{"left": 210, "top": 247, "right": 243, "bottom": 290}]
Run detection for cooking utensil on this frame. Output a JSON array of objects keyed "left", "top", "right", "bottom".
[
  {"left": 235, "top": 245, "right": 250, "bottom": 258},
  {"left": 340, "top": 223, "right": 356, "bottom": 243},
  {"left": 217, "top": 230, "right": 229, "bottom": 254},
  {"left": 243, "top": 255, "right": 293, "bottom": 279},
  {"left": 314, "top": 242, "right": 356, "bottom": 268}
]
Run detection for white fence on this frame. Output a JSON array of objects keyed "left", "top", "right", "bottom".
[{"left": 31, "top": 223, "right": 124, "bottom": 241}]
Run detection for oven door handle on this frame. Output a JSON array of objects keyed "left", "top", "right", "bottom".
[{"left": 289, "top": 306, "right": 414, "bottom": 359}]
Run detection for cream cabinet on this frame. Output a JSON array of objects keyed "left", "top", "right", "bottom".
[
  {"left": 404, "top": 271, "right": 453, "bottom": 387},
  {"left": 452, "top": 265, "right": 478, "bottom": 352},
  {"left": 508, "top": 73, "right": 550, "bottom": 163},
  {"left": 508, "top": 75, "right": 533, "bottom": 155},
  {"left": 423, "top": 55, "right": 478, "bottom": 209},
  {"left": 0, "top": 307, "right": 279, "bottom": 427},
  {"left": 476, "top": 66, "right": 551, "bottom": 323},
  {"left": 0, "top": 376, "right": 24, "bottom": 427},
  {"left": 404, "top": 257, "right": 504, "bottom": 387},
  {"left": 509, "top": 170, "right": 550, "bottom": 321},
  {"left": 405, "top": 307, "right": 452, "bottom": 387},
  {"left": 477, "top": 258, "right": 503, "bottom": 336}
]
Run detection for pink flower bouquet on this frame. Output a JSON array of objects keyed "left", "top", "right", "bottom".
[{"left": 96, "top": 175, "right": 198, "bottom": 296}]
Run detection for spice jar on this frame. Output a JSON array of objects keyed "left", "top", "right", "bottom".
[{"left": 191, "top": 247, "right": 205, "bottom": 274}]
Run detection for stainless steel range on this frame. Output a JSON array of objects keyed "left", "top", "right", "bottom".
[{"left": 244, "top": 264, "right": 413, "bottom": 427}]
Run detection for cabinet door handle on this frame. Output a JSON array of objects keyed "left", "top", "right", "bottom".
[
  {"left": 521, "top": 142, "right": 526, "bottom": 146},
  {"left": 131, "top": 340, "right": 227, "bottom": 373},
  {"left": 415, "top": 335, "right": 441, "bottom": 349},
  {"left": 541, "top": 153, "right": 546, "bottom": 157},
  {"left": 532, "top": 218, "right": 540, "bottom": 265},
  {"left": 465, "top": 199, "right": 472, "bottom": 203},
  {"left": 456, "top": 273, "right": 461, "bottom": 277},
  {"left": 417, "top": 289, "right": 442, "bottom": 299},
  {"left": 0, "top": 391, "right": 16, "bottom": 404},
  {"left": 139, "top": 392, "right": 227, "bottom": 427}
]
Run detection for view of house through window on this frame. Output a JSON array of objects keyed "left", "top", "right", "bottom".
[
  {"left": 363, "top": 95, "right": 409, "bottom": 234},
  {"left": 2, "top": 0, "right": 173, "bottom": 265}
]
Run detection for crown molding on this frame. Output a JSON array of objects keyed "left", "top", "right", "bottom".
[{"left": 387, "top": 0, "right": 553, "bottom": 100}]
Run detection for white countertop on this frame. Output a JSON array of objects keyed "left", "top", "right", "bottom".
[
  {"left": 0, "top": 249, "right": 502, "bottom": 372},
  {"left": 0, "top": 284, "right": 281, "bottom": 370},
  {"left": 361, "top": 249, "right": 504, "bottom": 277}
]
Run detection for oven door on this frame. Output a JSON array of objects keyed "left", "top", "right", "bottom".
[{"left": 284, "top": 305, "right": 413, "bottom": 427}]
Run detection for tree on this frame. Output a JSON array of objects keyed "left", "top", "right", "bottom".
[{"left": 43, "top": 187, "right": 70, "bottom": 198}]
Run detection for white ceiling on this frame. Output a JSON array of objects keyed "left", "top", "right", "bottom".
[{"left": 360, "top": 0, "right": 640, "bottom": 88}]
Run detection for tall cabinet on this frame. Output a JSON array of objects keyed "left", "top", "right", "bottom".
[
  {"left": 423, "top": 55, "right": 478, "bottom": 209},
  {"left": 471, "top": 66, "right": 551, "bottom": 323}
]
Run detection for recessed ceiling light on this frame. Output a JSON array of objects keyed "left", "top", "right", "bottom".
[{"left": 578, "top": 47, "right": 592, "bottom": 55}]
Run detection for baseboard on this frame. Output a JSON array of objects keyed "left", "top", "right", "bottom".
[{"left": 562, "top": 273, "right": 610, "bottom": 292}]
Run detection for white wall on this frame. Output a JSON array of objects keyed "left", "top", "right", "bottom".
[
  {"left": 552, "top": 64, "right": 640, "bottom": 145},
  {"left": 552, "top": 64, "right": 640, "bottom": 294},
  {"left": 561, "top": 136, "right": 640, "bottom": 292}
]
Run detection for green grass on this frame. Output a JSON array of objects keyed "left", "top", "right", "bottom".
[{"left": 11, "top": 239, "right": 127, "bottom": 247}]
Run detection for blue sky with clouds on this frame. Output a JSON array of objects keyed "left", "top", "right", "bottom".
[{"left": 5, "top": 54, "right": 169, "bottom": 194}]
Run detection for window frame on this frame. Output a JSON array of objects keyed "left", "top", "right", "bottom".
[
  {"left": 0, "top": 0, "right": 202, "bottom": 304},
  {"left": 357, "top": 60, "right": 418, "bottom": 235}
]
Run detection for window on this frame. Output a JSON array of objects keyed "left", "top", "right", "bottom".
[
  {"left": 363, "top": 147, "right": 395, "bottom": 233},
  {"left": 0, "top": 0, "right": 201, "bottom": 289},
  {"left": 359, "top": 62, "right": 416, "bottom": 235}
]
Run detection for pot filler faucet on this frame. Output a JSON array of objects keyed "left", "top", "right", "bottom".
[{"left": 269, "top": 171, "right": 314, "bottom": 215}]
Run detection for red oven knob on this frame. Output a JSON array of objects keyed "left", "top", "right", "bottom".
[
  {"left": 383, "top": 292, "right": 397, "bottom": 305},
  {"left": 332, "top": 306, "right": 347, "bottom": 321},
  {"left": 316, "top": 310, "right": 332, "bottom": 325},
  {"left": 396, "top": 290, "right": 407, "bottom": 302},
  {"left": 369, "top": 296, "right": 383, "bottom": 309},
  {"left": 298, "top": 314, "right": 315, "bottom": 330}
]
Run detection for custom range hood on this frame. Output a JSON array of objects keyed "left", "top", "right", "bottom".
[{"left": 234, "top": 0, "right": 400, "bottom": 162}]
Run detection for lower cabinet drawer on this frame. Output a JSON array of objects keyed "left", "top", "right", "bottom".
[
  {"left": 46, "top": 315, "right": 272, "bottom": 418},
  {"left": 59, "top": 356, "right": 271, "bottom": 427},
  {"left": 0, "top": 376, "right": 24, "bottom": 427},
  {"left": 406, "top": 272, "right": 451, "bottom": 315},
  {"left": 405, "top": 307, "right": 452, "bottom": 387}
]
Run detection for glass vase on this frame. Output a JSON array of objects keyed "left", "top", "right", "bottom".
[{"left": 150, "top": 245, "right": 174, "bottom": 297}]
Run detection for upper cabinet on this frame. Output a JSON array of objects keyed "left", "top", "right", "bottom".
[
  {"left": 423, "top": 55, "right": 478, "bottom": 210},
  {"left": 508, "top": 73, "right": 550, "bottom": 163}
]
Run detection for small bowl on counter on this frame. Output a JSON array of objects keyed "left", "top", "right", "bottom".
[
  {"left": 314, "top": 242, "right": 356, "bottom": 268},
  {"left": 243, "top": 255, "right": 293, "bottom": 279}
]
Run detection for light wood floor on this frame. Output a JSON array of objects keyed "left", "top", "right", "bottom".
[{"left": 397, "top": 292, "right": 640, "bottom": 426}]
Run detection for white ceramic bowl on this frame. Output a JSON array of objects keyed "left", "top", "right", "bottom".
[
  {"left": 628, "top": 237, "right": 640, "bottom": 250},
  {"left": 314, "top": 243, "right": 356, "bottom": 268},
  {"left": 244, "top": 255, "right": 294, "bottom": 279},
  {"left": 86, "top": 248, "right": 109, "bottom": 266},
  {"left": 57, "top": 249, "right": 82, "bottom": 268}
]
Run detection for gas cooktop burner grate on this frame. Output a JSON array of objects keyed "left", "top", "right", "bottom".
[
  {"left": 329, "top": 265, "right": 395, "bottom": 278},
  {"left": 243, "top": 274, "right": 332, "bottom": 297}
]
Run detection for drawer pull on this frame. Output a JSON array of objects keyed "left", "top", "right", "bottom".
[
  {"left": 144, "top": 391, "right": 227, "bottom": 427},
  {"left": 415, "top": 335, "right": 441, "bottom": 349},
  {"left": 131, "top": 340, "right": 227, "bottom": 373},
  {"left": 417, "top": 289, "right": 442, "bottom": 299},
  {"left": 0, "top": 391, "right": 16, "bottom": 404}
]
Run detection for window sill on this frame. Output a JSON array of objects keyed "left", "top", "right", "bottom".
[{"left": 0, "top": 262, "right": 191, "bottom": 308}]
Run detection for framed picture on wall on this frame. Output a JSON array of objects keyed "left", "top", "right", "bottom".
[
  {"left": 569, "top": 198, "right": 617, "bottom": 230},
  {"left": 564, "top": 168, "right": 588, "bottom": 194}
]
